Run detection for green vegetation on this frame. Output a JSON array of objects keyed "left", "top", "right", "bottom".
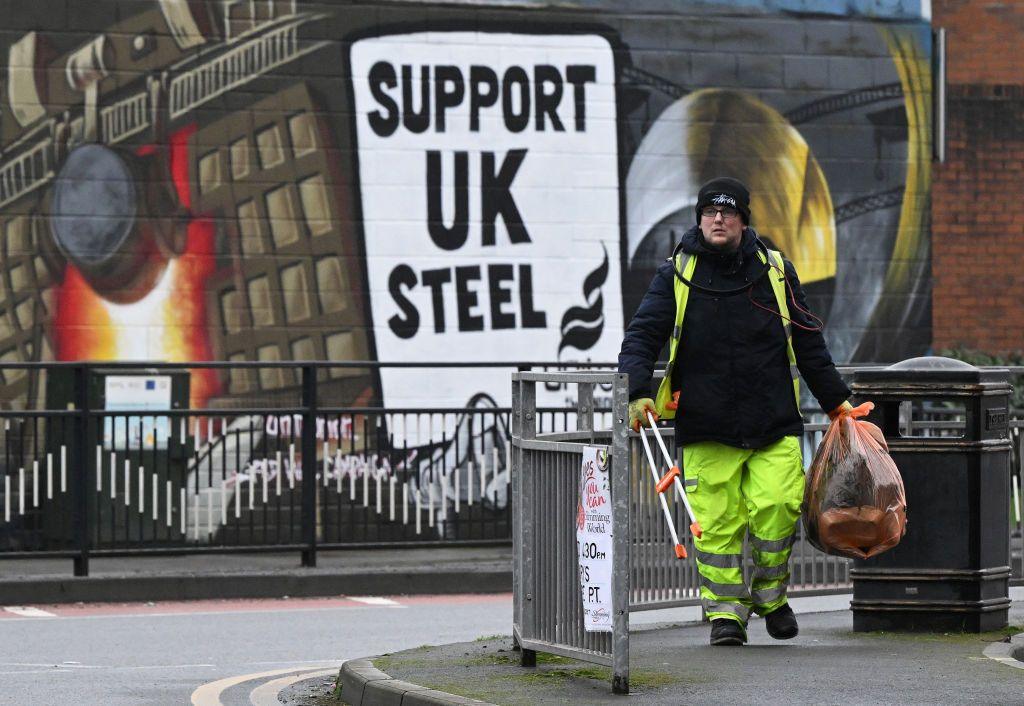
[
  {"left": 374, "top": 645, "right": 692, "bottom": 704},
  {"left": 1002, "top": 624, "right": 1024, "bottom": 638},
  {"left": 455, "top": 651, "right": 684, "bottom": 689},
  {"left": 499, "top": 665, "right": 613, "bottom": 683},
  {"left": 940, "top": 348, "right": 1024, "bottom": 408},
  {"left": 420, "top": 667, "right": 686, "bottom": 706},
  {"left": 461, "top": 653, "right": 518, "bottom": 667}
]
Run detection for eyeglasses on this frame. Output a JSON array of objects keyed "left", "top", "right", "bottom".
[{"left": 700, "top": 206, "right": 740, "bottom": 220}]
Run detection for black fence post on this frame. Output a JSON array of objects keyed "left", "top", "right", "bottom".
[
  {"left": 72, "top": 364, "right": 90, "bottom": 577},
  {"left": 301, "top": 363, "right": 317, "bottom": 568}
]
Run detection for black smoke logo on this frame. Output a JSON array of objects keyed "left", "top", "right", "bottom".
[{"left": 558, "top": 244, "right": 608, "bottom": 356}]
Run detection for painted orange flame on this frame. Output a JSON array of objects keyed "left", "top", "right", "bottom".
[{"left": 53, "top": 124, "right": 222, "bottom": 408}]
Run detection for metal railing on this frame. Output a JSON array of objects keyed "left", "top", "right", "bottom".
[
  {"left": 1, "top": 361, "right": 1021, "bottom": 593},
  {"left": 0, "top": 361, "right": 553, "bottom": 575},
  {"left": 511, "top": 371, "right": 630, "bottom": 693}
]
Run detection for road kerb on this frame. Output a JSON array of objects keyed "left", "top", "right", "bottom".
[
  {"left": 337, "top": 657, "right": 497, "bottom": 706},
  {"left": 982, "top": 633, "right": 1024, "bottom": 671}
]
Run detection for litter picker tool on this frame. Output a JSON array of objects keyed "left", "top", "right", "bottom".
[
  {"left": 638, "top": 425, "right": 687, "bottom": 559},
  {"left": 647, "top": 412, "right": 703, "bottom": 540}
]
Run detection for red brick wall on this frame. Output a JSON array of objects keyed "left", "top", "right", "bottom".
[
  {"left": 931, "top": 2, "right": 1024, "bottom": 354},
  {"left": 934, "top": 0, "right": 1024, "bottom": 85}
]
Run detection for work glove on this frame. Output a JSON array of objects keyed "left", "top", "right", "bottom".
[
  {"left": 827, "top": 400, "right": 855, "bottom": 421},
  {"left": 628, "top": 397, "right": 657, "bottom": 432}
]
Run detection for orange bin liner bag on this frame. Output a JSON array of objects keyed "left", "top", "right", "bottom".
[{"left": 803, "top": 402, "right": 907, "bottom": 560}]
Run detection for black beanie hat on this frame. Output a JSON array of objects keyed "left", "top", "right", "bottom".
[{"left": 695, "top": 177, "right": 751, "bottom": 224}]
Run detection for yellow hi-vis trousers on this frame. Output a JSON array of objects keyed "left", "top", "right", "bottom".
[{"left": 682, "top": 436, "right": 804, "bottom": 626}]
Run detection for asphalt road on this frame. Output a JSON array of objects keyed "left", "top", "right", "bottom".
[{"left": 0, "top": 592, "right": 512, "bottom": 705}]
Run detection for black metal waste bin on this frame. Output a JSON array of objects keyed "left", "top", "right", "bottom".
[{"left": 849, "top": 356, "right": 1012, "bottom": 632}]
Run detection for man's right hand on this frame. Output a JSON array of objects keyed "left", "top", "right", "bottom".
[{"left": 628, "top": 398, "right": 658, "bottom": 432}]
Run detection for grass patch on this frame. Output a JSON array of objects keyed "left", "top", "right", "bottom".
[
  {"left": 381, "top": 647, "right": 686, "bottom": 703},
  {"left": 372, "top": 655, "right": 439, "bottom": 671},
  {"left": 460, "top": 650, "right": 576, "bottom": 668},
  {"left": 475, "top": 634, "right": 508, "bottom": 642},
  {"left": 420, "top": 668, "right": 681, "bottom": 706},
  {"left": 498, "top": 665, "right": 613, "bottom": 684},
  {"left": 497, "top": 665, "right": 682, "bottom": 688},
  {"left": 419, "top": 680, "right": 507, "bottom": 703},
  {"left": 462, "top": 653, "right": 519, "bottom": 667},
  {"left": 460, "top": 650, "right": 682, "bottom": 689},
  {"left": 535, "top": 653, "right": 575, "bottom": 665}
]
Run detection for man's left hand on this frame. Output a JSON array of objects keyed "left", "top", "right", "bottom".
[{"left": 827, "top": 400, "right": 854, "bottom": 421}]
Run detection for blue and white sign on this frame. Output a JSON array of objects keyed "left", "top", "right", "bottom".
[{"left": 103, "top": 375, "right": 173, "bottom": 449}]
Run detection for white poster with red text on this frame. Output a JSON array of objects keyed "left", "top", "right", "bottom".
[{"left": 577, "top": 445, "right": 613, "bottom": 632}]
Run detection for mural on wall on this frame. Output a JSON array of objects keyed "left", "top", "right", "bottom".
[
  {"left": 0, "top": 0, "right": 933, "bottom": 417},
  {"left": 349, "top": 29, "right": 624, "bottom": 430}
]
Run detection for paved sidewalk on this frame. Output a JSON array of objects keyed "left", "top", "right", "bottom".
[
  {"left": 0, "top": 546, "right": 511, "bottom": 604},
  {"left": 338, "top": 590, "right": 1024, "bottom": 706}
]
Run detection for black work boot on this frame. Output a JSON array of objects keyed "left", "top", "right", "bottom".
[
  {"left": 764, "top": 603, "right": 799, "bottom": 640},
  {"left": 709, "top": 618, "right": 747, "bottom": 646}
]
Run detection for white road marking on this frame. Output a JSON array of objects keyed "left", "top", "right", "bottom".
[
  {"left": 3, "top": 607, "right": 57, "bottom": 618},
  {"left": 0, "top": 662, "right": 216, "bottom": 676},
  {"left": 0, "top": 662, "right": 84, "bottom": 667},
  {"left": 190, "top": 664, "right": 337, "bottom": 706},
  {"left": 0, "top": 604, "right": 394, "bottom": 623},
  {"left": 0, "top": 662, "right": 215, "bottom": 669},
  {"left": 347, "top": 596, "right": 399, "bottom": 606},
  {"left": 248, "top": 667, "right": 336, "bottom": 706},
  {"left": 244, "top": 659, "right": 342, "bottom": 666}
]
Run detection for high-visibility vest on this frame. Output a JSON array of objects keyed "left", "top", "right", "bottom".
[{"left": 654, "top": 248, "right": 800, "bottom": 420}]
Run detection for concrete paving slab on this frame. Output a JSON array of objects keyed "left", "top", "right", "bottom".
[{"left": 353, "top": 595, "right": 1024, "bottom": 706}]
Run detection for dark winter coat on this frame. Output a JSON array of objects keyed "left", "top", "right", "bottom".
[{"left": 618, "top": 226, "right": 850, "bottom": 449}]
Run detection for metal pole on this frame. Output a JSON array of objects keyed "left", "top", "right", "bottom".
[
  {"left": 72, "top": 364, "right": 90, "bottom": 577},
  {"left": 519, "top": 376, "right": 537, "bottom": 668},
  {"left": 512, "top": 374, "right": 522, "bottom": 649},
  {"left": 611, "top": 373, "right": 630, "bottom": 694},
  {"left": 301, "top": 364, "right": 317, "bottom": 567}
]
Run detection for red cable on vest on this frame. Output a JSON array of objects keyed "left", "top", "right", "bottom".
[{"left": 747, "top": 263, "right": 824, "bottom": 333}]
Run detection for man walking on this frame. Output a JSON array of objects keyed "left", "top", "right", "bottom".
[{"left": 619, "top": 177, "right": 851, "bottom": 646}]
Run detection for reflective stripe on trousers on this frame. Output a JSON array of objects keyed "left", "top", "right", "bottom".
[
  {"left": 703, "top": 599, "right": 751, "bottom": 624},
  {"left": 701, "top": 576, "right": 751, "bottom": 599},
  {"left": 683, "top": 436, "right": 805, "bottom": 621},
  {"left": 749, "top": 532, "right": 797, "bottom": 554}
]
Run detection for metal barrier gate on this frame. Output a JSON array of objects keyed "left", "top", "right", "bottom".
[{"left": 511, "top": 371, "right": 631, "bottom": 693}]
